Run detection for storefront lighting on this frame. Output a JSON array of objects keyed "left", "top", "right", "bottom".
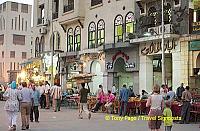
[{"left": 19, "top": 71, "right": 27, "bottom": 80}]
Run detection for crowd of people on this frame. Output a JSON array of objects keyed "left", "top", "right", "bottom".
[
  {"left": 2, "top": 81, "right": 62, "bottom": 131},
  {"left": 2, "top": 80, "right": 197, "bottom": 131}
]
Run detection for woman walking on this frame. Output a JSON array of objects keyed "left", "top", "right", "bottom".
[
  {"left": 3, "top": 81, "right": 22, "bottom": 131},
  {"left": 146, "top": 84, "right": 164, "bottom": 131}
]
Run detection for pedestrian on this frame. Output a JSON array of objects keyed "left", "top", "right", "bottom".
[
  {"left": 51, "top": 82, "right": 62, "bottom": 112},
  {"left": 176, "top": 83, "right": 185, "bottom": 101},
  {"left": 78, "top": 83, "right": 91, "bottom": 119},
  {"left": 104, "top": 90, "right": 115, "bottom": 114},
  {"left": 179, "top": 86, "right": 192, "bottom": 124},
  {"left": 146, "top": 84, "right": 164, "bottom": 131},
  {"left": 44, "top": 81, "right": 50, "bottom": 109},
  {"left": 163, "top": 101, "right": 173, "bottom": 131},
  {"left": 119, "top": 84, "right": 129, "bottom": 116},
  {"left": 91, "top": 85, "right": 105, "bottom": 113},
  {"left": 20, "top": 82, "right": 34, "bottom": 130},
  {"left": 111, "top": 84, "right": 117, "bottom": 96},
  {"left": 3, "top": 81, "right": 22, "bottom": 131},
  {"left": 38, "top": 82, "right": 46, "bottom": 109},
  {"left": 30, "top": 83, "right": 40, "bottom": 123},
  {"left": 167, "top": 87, "right": 175, "bottom": 102}
]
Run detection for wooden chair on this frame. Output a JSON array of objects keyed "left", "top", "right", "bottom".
[
  {"left": 112, "top": 100, "right": 120, "bottom": 114},
  {"left": 190, "top": 103, "right": 200, "bottom": 123}
]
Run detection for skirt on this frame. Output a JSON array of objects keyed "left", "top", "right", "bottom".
[{"left": 148, "top": 109, "right": 162, "bottom": 129}]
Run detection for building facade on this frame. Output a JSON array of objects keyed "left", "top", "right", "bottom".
[{"left": 0, "top": 1, "right": 32, "bottom": 83}]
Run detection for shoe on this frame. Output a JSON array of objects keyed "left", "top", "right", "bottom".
[
  {"left": 21, "top": 128, "right": 26, "bottom": 130},
  {"left": 30, "top": 120, "right": 33, "bottom": 122},
  {"left": 12, "top": 125, "right": 16, "bottom": 131},
  {"left": 88, "top": 113, "right": 91, "bottom": 120},
  {"left": 35, "top": 120, "right": 39, "bottom": 123},
  {"left": 26, "top": 125, "right": 29, "bottom": 129}
]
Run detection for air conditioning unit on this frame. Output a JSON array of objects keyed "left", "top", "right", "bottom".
[
  {"left": 42, "top": 19, "right": 49, "bottom": 26},
  {"left": 148, "top": 26, "right": 159, "bottom": 35},
  {"left": 159, "top": 24, "right": 173, "bottom": 34},
  {"left": 39, "top": 27, "right": 47, "bottom": 34}
]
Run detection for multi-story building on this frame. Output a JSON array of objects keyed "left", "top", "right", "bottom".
[
  {"left": 0, "top": 1, "right": 32, "bottom": 83},
  {"left": 30, "top": 0, "right": 200, "bottom": 94}
]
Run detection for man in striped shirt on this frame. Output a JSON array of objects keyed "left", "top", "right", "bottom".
[{"left": 51, "top": 83, "right": 62, "bottom": 112}]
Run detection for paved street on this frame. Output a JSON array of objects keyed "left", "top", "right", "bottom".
[{"left": 0, "top": 101, "right": 199, "bottom": 131}]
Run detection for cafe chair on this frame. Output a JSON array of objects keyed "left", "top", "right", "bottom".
[{"left": 190, "top": 103, "right": 200, "bottom": 123}]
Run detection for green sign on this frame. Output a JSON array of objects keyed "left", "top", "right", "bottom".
[{"left": 190, "top": 40, "right": 200, "bottom": 51}]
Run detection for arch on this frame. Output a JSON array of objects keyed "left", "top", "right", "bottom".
[
  {"left": 90, "top": 60, "right": 103, "bottom": 93},
  {"left": 35, "top": 37, "right": 40, "bottom": 57},
  {"left": 197, "top": 53, "right": 200, "bottom": 68},
  {"left": 67, "top": 28, "right": 73, "bottom": 52},
  {"left": 88, "top": 21, "right": 96, "bottom": 49},
  {"left": 40, "top": 36, "right": 45, "bottom": 52},
  {"left": 114, "top": 57, "right": 126, "bottom": 72},
  {"left": 74, "top": 26, "right": 81, "bottom": 51},
  {"left": 97, "top": 19, "right": 105, "bottom": 46},
  {"left": 125, "top": 12, "right": 135, "bottom": 37},
  {"left": 114, "top": 14, "right": 123, "bottom": 43}
]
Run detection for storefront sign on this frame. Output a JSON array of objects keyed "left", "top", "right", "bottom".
[
  {"left": 189, "top": 40, "right": 200, "bottom": 51},
  {"left": 112, "top": 50, "right": 129, "bottom": 61},
  {"left": 141, "top": 40, "right": 177, "bottom": 55},
  {"left": 106, "top": 62, "right": 113, "bottom": 70},
  {"left": 106, "top": 62, "right": 135, "bottom": 70},
  {"left": 192, "top": 22, "right": 200, "bottom": 34}
]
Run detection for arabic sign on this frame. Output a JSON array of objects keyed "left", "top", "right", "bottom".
[
  {"left": 189, "top": 40, "right": 200, "bottom": 51},
  {"left": 192, "top": 22, "right": 200, "bottom": 34}
]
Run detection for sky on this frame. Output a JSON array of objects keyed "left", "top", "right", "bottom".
[{"left": 0, "top": 0, "right": 33, "bottom": 5}]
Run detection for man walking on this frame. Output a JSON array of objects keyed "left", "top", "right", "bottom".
[
  {"left": 51, "top": 83, "right": 62, "bottom": 112},
  {"left": 30, "top": 83, "right": 40, "bottom": 123},
  {"left": 20, "top": 82, "right": 34, "bottom": 130},
  {"left": 79, "top": 83, "right": 91, "bottom": 119},
  {"left": 119, "top": 84, "right": 129, "bottom": 116},
  {"left": 38, "top": 82, "right": 46, "bottom": 109},
  {"left": 44, "top": 81, "right": 50, "bottom": 109},
  {"left": 180, "top": 86, "right": 192, "bottom": 124}
]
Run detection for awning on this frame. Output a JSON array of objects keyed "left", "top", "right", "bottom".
[{"left": 20, "top": 57, "right": 42, "bottom": 66}]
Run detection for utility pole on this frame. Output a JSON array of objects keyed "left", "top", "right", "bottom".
[{"left": 161, "top": 0, "right": 165, "bottom": 85}]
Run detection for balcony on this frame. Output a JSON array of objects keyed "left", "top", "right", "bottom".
[{"left": 59, "top": 0, "right": 85, "bottom": 26}]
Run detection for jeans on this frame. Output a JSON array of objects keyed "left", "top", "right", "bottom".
[
  {"left": 30, "top": 106, "right": 39, "bottom": 122},
  {"left": 180, "top": 101, "right": 191, "bottom": 123},
  {"left": 119, "top": 101, "right": 127, "bottom": 116},
  {"left": 40, "top": 94, "right": 46, "bottom": 109}
]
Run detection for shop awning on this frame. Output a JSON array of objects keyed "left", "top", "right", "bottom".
[{"left": 20, "top": 58, "right": 42, "bottom": 66}]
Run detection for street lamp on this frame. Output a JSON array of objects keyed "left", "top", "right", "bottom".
[{"left": 161, "top": 0, "right": 165, "bottom": 85}]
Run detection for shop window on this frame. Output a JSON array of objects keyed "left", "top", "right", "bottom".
[
  {"left": 11, "top": 2, "right": 18, "bottom": 12},
  {"left": 74, "top": 26, "right": 81, "bottom": 51},
  {"left": 91, "top": 0, "right": 102, "bottom": 7},
  {"left": 125, "top": 12, "right": 135, "bottom": 39},
  {"left": 114, "top": 14, "right": 123, "bottom": 43},
  {"left": 10, "top": 51, "right": 15, "bottom": 58},
  {"left": 88, "top": 22, "right": 96, "bottom": 48},
  {"left": 153, "top": 59, "right": 161, "bottom": 72},
  {"left": 67, "top": 28, "right": 74, "bottom": 52},
  {"left": 63, "top": 0, "right": 74, "bottom": 13},
  {"left": 97, "top": 19, "right": 105, "bottom": 46},
  {"left": 13, "top": 34, "right": 25, "bottom": 45}
]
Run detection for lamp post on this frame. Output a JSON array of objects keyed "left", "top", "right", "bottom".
[
  {"left": 161, "top": 0, "right": 165, "bottom": 85},
  {"left": 51, "top": 0, "right": 54, "bottom": 86}
]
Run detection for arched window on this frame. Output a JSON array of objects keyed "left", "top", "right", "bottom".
[
  {"left": 88, "top": 22, "right": 96, "bottom": 49},
  {"left": 97, "top": 19, "right": 105, "bottom": 46},
  {"left": 35, "top": 37, "right": 39, "bottom": 57},
  {"left": 40, "top": 36, "right": 45, "bottom": 52},
  {"left": 125, "top": 12, "right": 135, "bottom": 38},
  {"left": 164, "top": 3, "right": 172, "bottom": 24},
  {"left": 74, "top": 26, "right": 81, "bottom": 51},
  {"left": 53, "top": 31, "right": 61, "bottom": 50},
  {"left": 148, "top": 7, "right": 157, "bottom": 26},
  {"left": 67, "top": 28, "right": 73, "bottom": 52},
  {"left": 114, "top": 15, "right": 123, "bottom": 43},
  {"left": 2, "top": 17, "right": 5, "bottom": 30}
]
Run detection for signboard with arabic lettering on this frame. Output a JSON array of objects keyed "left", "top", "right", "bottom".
[
  {"left": 189, "top": 40, "right": 200, "bottom": 51},
  {"left": 192, "top": 22, "right": 200, "bottom": 34}
]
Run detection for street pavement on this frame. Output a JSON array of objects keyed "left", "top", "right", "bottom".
[{"left": 0, "top": 101, "right": 199, "bottom": 131}]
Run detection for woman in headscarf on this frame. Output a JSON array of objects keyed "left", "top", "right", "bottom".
[{"left": 3, "top": 81, "right": 22, "bottom": 131}]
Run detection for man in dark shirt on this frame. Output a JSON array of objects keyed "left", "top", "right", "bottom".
[
  {"left": 79, "top": 83, "right": 91, "bottom": 119},
  {"left": 176, "top": 83, "right": 185, "bottom": 100}
]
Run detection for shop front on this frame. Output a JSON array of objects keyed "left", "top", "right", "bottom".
[{"left": 105, "top": 48, "right": 139, "bottom": 94}]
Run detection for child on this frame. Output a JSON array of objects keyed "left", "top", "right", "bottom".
[{"left": 163, "top": 101, "right": 173, "bottom": 131}]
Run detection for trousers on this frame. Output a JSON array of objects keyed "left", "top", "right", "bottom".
[{"left": 6, "top": 111, "right": 18, "bottom": 127}]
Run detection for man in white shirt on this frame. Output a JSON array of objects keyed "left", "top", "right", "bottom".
[
  {"left": 51, "top": 83, "right": 62, "bottom": 112},
  {"left": 111, "top": 84, "right": 116, "bottom": 96}
]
